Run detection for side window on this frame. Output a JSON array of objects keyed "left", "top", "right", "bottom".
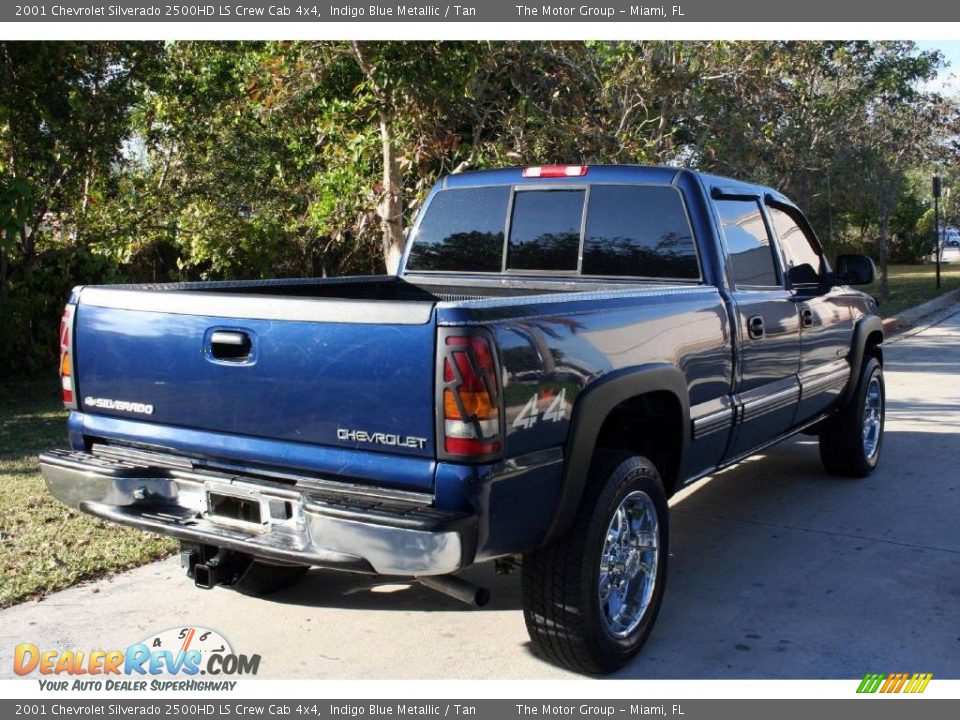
[
  {"left": 715, "top": 199, "right": 780, "bottom": 288},
  {"left": 405, "top": 186, "right": 510, "bottom": 272},
  {"left": 768, "top": 207, "right": 824, "bottom": 286},
  {"left": 507, "top": 190, "right": 585, "bottom": 271},
  {"left": 582, "top": 186, "right": 700, "bottom": 279}
]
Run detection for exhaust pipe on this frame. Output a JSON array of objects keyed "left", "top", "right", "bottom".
[{"left": 419, "top": 575, "right": 490, "bottom": 607}]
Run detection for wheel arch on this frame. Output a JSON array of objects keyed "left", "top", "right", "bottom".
[
  {"left": 543, "top": 364, "right": 689, "bottom": 544},
  {"left": 843, "top": 314, "right": 884, "bottom": 407}
]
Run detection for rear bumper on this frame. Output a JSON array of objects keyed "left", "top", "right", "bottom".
[{"left": 39, "top": 449, "right": 474, "bottom": 577}]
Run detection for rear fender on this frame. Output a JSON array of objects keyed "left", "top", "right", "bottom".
[{"left": 543, "top": 364, "right": 689, "bottom": 544}]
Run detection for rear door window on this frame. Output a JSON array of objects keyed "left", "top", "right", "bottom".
[
  {"left": 506, "top": 190, "right": 585, "bottom": 271},
  {"left": 582, "top": 185, "right": 699, "bottom": 279},
  {"left": 405, "top": 186, "right": 509, "bottom": 272},
  {"left": 715, "top": 199, "right": 781, "bottom": 288}
]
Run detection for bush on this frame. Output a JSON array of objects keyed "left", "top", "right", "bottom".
[{"left": 0, "top": 248, "right": 118, "bottom": 378}]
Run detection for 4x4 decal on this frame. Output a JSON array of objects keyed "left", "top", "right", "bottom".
[{"left": 512, "top": 388, "right": 568, "bottom": 429}]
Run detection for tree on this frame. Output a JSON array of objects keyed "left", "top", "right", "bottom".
[{"left": 0, "top": 41, "right": 161, "bottom": 374}]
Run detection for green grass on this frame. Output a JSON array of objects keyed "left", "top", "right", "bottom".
[
  {"left": 869, "top": 264, "right": 960, "bottom": 319},
  {"left": 0, "top": 378, "right": 175, "bottom": 608}
]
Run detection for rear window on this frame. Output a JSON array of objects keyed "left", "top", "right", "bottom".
[
  {"left": 406, "top": 183, "right": 700, "bottom": 279},
  {"left": 715, "top": 199, "right": 780, "bottom": 287},
  {"left": 405, "top": 186, "right": 508, "bottom": 272},
  {"left": 506, "top": 190, "right": 584, "bottom": 271},
  {"left": 582, "top": 186, "right": 698, "bottom": 278}
]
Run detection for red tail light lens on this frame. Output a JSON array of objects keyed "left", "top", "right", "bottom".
[
  {"left": 522, "top": 165, "right": 588, "bottom": 178},
  {"left": 440, "top": 334, "right": 501, "bottom": 457},
  {"left": 59, "top": 305, "right": 77, "bottom": 408}
]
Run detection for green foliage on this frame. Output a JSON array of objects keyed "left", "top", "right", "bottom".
[
  {"left": 0, "top": 41, "right": 163, "bottom": 375},
  {"left": 1, "top": 41, "right": 959, "bottom": 376}
]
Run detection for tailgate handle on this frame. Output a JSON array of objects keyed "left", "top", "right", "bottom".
[{"left": 210, "top": 331, "right": 253, "bottom": 362}]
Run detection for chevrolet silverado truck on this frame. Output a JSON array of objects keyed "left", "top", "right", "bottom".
[{"left": 40, "top": 165, "right": 884, "bottom": 674}]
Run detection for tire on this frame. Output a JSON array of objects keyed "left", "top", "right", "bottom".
[
  {"left": 230, "top": 560, "right": 309, "bottom": 597},
  {"left": 819, "top": 356, "right": 885, "bottom": 478},
  {"left": 522, "top": 451, "right": 669, "bottom": 674}
]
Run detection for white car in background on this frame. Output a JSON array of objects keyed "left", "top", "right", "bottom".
[{"left": 929, "top": 228, "right": 960, "bottom": 263}]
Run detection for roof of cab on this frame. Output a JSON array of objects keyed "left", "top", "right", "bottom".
[
  {"left": 441, "top": 165, "right": 682, "bottom": 189},
  {"left": 440, "top": 164, "right": 790, "bottom": 206}
]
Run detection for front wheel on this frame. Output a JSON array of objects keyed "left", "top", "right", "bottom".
[
  {"left": 521, "top": 451, "right": 669, "bottom": 674},
  {"left": 819, "top": 356, "right": 885, "bottom": 478}
]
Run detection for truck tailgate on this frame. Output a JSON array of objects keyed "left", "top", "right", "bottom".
[{"left": 73, "top": 288, "right": 437, "bottom": 464}]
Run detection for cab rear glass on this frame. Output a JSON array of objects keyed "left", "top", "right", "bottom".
[{"left": 405, "top": 184, "right": 700, "bottom": 280}]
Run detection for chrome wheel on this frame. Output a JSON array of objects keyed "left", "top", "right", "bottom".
[
  {"left": 598, "top": 490, "right": 660, "bottom": 638},
  {"left": 862, "top": 375, "right": 883, "bottom": 461}
]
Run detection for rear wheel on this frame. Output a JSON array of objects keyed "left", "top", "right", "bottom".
[
  {"left": 819, "top": 356, "right": 885, "bottom": 478},
  {"left": 522, "top": 451, "right": 669, "bottom": 674}
]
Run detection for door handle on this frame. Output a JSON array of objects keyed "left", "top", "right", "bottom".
[
  {"left": 209, "top": 330, "right": 253, "bottom": 362},
  {"left": 800, "top": 307, "right": 814, "bottom": 328},
  {"left": 748, "top": 315, "right": 765, "bottom": 339}
]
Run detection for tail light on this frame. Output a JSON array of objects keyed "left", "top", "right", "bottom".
[
  {"left": 59, "top": 305, "right": 77, "bottom": 409},
  {"left": 522, "top": 165, "right": 588, "bottom": 178},
  {"left": 439, "top": 332, "right": 502, "bottom": 458}
]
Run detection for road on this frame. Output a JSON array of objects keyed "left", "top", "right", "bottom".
[{"left": 2, "top": 309, "right": 959, "bottom": 679}]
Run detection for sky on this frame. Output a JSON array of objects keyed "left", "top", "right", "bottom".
[{"left": 916, "top": 41, "right": 960, "bottom": 97}]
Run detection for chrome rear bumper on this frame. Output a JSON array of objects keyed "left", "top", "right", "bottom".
[{"left": 40, "top": 448, "right": 473, "bottom": 577}]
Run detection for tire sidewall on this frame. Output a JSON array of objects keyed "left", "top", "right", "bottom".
[
  {"left": 857, "top": 358, "right": 885, "bottom": 471},
  {"left": 580, "top": 456, "right": 669, "bottom": 669}
]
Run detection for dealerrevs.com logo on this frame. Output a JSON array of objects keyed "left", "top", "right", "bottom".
[{"left": 14, "top": 626, "right": 259, "bottom": 691}]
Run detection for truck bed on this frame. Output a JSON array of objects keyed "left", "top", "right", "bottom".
[{"left": 91, "top": 274, "right": 653, "bottom": 302}]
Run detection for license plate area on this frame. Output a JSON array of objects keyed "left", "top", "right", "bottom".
[
  {"left": 203, "top": 480, "right": 301, "bottom": 534},
  {"left": 209, "top": 493, "right": 261, "bottom": 525}
]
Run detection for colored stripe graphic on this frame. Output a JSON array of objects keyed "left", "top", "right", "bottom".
[
  {"left": 857, "top": 673, "right": 886, "bottom": 693},
  {"left": 857, "top": 672, "right": 932, "bottom": 694}
]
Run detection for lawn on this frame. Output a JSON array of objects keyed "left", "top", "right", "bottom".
[
  {"left": 0, "top": 378, "right": 175, "bottom": 608},
  {"left": 869, "top": 263, "right": 960, "bottom": 319},
  {"left": 1, "top": 263, "right": 958, "bottom": 608}
]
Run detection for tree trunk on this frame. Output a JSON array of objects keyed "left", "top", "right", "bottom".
[
  {"left": 351, "top": 41, "right": 406, "bottom": 275},
  {"left": 877, "top": 212, "right": 889, "bottom": 298},
  {"left": 378, "top": 110, "right": 405, "bottom": 274},
  {"left": 0, "top": 243, "right": 7, "bottom": 302}
]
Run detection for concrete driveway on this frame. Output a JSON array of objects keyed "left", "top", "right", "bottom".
[{"left": 2, "top": 310, "right": 959, "bottom": 680}]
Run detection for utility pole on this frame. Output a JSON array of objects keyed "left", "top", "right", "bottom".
[{"left": 934, "top": 176, "right": 941, "bottom": 290}]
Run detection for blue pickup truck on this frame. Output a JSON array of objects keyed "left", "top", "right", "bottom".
[{"left": 40, "top": 165, "right": 884, "bottom": 674}]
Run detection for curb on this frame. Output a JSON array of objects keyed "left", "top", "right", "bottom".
[{"left": 881, "top": 286, "right": 960, "bottom": 336}]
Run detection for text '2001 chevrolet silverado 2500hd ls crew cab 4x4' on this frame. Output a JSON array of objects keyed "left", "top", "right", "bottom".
[{"left": 41, "top": 165, "right": 884, "bottom": 674}]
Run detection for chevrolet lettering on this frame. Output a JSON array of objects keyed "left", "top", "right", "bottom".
[
  {"left": 337, "top": 428, "right": 428, "bottom": 449},
  {"left": 41, "top": 166, "right": 884, "bottom": 674}
]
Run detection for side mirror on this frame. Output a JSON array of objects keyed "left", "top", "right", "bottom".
[{"left": 833, "top": 254, "right": 875, "bottom": 286}]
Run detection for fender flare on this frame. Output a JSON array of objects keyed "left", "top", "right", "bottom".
[
  {"left": 842, "top": 315, "right": 883, "bottom": 406},
  {"left": 543, "top": 364, "right": 690, "bottom": 544}
]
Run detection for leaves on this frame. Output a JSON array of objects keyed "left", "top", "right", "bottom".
[{"left": 1, "top": 41, "right": 959, "bottom": 375}]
